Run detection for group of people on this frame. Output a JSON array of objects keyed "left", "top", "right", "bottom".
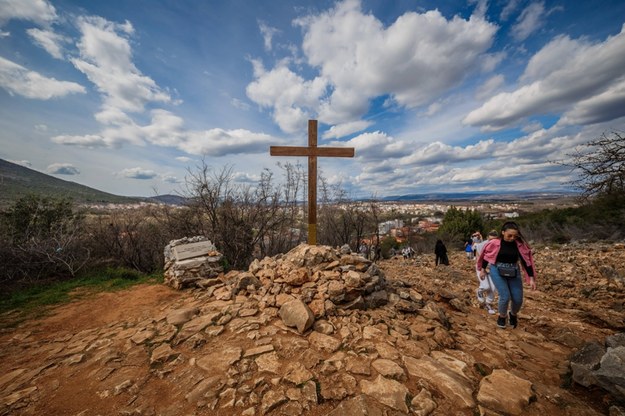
[
  {"left": 436, "top": 221, "right": 537, "bottom": 329},
  {"left": 401, "top": 246, "right": 415, "bottom": 259},
  {"left": 463, "top": 231, "right": 483, "bottom": 260}
]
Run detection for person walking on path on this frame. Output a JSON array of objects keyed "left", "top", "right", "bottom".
[
  {"left": 474, "top": 230, "right": 498, "bottom": 314},
  {"left": 464, "top": 237, "right": 474, "bottom": 260},
  {"left": 434, "top": 240, "right": 449, "bottom": 266},
  {"left": 477, "top": 221, "right": 537, "bottom": 328}
]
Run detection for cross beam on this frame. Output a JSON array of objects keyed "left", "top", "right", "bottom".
[{"left": 270, "top": 120, "right": 355, "bottom": 245}]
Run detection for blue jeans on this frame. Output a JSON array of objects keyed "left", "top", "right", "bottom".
[{"left": 489, "top": 263, "right": 523, "bottom": 316}]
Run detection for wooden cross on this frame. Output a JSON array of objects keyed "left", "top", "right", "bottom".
[{"left": 270, "top": 120, "right": 355, "bottom": 245}]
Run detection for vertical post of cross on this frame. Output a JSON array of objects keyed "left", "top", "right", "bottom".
[{"left": 308, "top": 120, "right": 318, "bottom": 245}]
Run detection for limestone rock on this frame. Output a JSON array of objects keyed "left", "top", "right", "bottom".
[
  {"left": 403, "top": 354, "right": 475, "bottom": 409},
  {"left": 166, "top": 307, "right": 199, "bottom": 326},
  {"left": 308, "top": 331, "right": 342, "bottom": 353},
  {"left": 360, "top": 374, "right": 409, "bottom": 413},
  {"left": 477, "top": 369, "right": 534, "bottom": 415},
  {"left": 279, "top": 299, "right": 314, "bottom": 333}
]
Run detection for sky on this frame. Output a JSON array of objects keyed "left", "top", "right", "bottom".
[{"left": 1, "top": 0, "right": 625, "bottom": 199}]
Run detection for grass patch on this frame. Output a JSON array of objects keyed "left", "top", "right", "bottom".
[{"left": 0, "top": 267, "right": 162, "bottom": 320}]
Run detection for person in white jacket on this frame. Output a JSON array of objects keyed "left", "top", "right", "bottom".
[{"left": 474, "top": 230, "right": 498, "bottom": 314}]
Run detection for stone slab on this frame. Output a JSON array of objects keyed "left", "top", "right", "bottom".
[{"left": 173, "top": 241, "right": 213, "bottom": 261}]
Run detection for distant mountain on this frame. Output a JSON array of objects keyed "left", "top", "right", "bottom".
[
  {"left": 146, "top": 194, "right": 189, "bottom": 205},
  {"left": 379, "top": 191, "right": 578, "bottom": 202},
  {"left": 0, "top": 158, "right": 143, "bottom": 207}
]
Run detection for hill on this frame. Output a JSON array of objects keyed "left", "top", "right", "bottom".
[
  {"left": 0, "top": 243, "right": 623, "bottom": 415},
  {"left": 0, "top": 159, "right": 143, "bottom": 207},
  {"left": 146, "top": 193, "right": 188, "bottom": 205}
]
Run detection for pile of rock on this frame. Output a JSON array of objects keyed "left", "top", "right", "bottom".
[
  {"left": 163, "top": 237, "right": 224, "bottom": 290},
  {"left": 212, "top": 244, "right": 397, "bottom": 326}
]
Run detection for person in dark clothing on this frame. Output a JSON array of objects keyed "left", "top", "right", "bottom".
[
  {"left": 476, "top": 221, "right": 537, "bottom": 329},
  {"left": 434, "top": 239, "right": 449, "bottom": 266}
]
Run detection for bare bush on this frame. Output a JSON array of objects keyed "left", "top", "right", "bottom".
[
  {"left": 0, "top": 195, "right": 90, "bottom": 283},
  {"left": 182, "top": 161, "right": 305, "bottom": 269},
  {"left": 317, "top": 177, "right": 376, "bottom": 251},
  {"left": 86, "top": 208, "right": 169, "bottom": 272}
]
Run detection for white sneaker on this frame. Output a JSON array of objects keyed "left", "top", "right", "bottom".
[{"left": 487, "top": 306, "right": 496, "bottom": 315}]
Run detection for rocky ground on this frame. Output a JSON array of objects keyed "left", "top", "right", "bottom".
[{"left": 1, "top": 242, "right": 624, "bottom": 416}]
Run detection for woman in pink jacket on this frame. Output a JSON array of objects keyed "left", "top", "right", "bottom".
[{"left": 477, "top": 221, "right": 537, "bottom": 329}]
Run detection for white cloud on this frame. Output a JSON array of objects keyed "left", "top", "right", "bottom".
[
  {"left": 181, "top": 128, "right": 280, "bottom": 156},
  {"left": 399, "top": 139, "right": 497, "bottom": 166},
  {"left": 246, "top": 62, "right": 328, "bottom": 133},
  {"left": 511, "top": 2, "right": 546, "bottom": 42},
  {"left": 258, "top": 21, "right": 280, "bottom": 51},
  {"left": 322, "top": 120, "right": 372, "bottom": 139},
  {"left": 500, "top": 0, "right": 522, "bottom": 21},
  {"left": 26, "top": 28, "right": 67, "bottom": 59},
  {"left": 8, "top": 159, "right": 31, "bottom": 167},
  {"left": 248, "top": 0, "right": 498, "bottom": 132},
  {"left": 475, "top": 75, "right": 504, "bottom": 100},
  {"left": 347, "top": 120, "right": 596, "bottom": 196},
  {"left": 341, "top": 131, "right": 411, "bottom": 161},
  {"left": 522, "top": 120, "right": 543, "bottom": 133},
  {"left": 0, "top": 0, "right": 57, "bottom": 26},
  {"left": 51, "top": 134, "right": 107, "bottom": 147},
  {"left": 231, "top": 97, "right": 250, "bottom": 110},
  {"left": 141, "top": 110, "right": 185, "bottom": 147},
  {"left": 464, "top": 25, "right": 625, "bottom": 130},
  {"left": 0, "top": 56, "right": 86, "bottom": 99},
  {"left": 71, "top": 16, "right": 171, "bottom": 113},
  {"left": 46, "top": 163, "right": 80, "bottom": 175},
  {"left": 175, "top": 156, "right": 193, "bottom": 163},
  {"left": 118, "top": 167, "right": 157, "bottom": 180},
  {"left": 232, "top": 171, "right": 261, "bottom": 184},
  {"left": 468, "top": 0, "right": 488, "bottom": 19},
  {"left": 558, "top": 78, "right": 625, "bottom": 126},
  {"left": 300, "top": 1, "right": 497, "bottom": 113},
  {"left": 160, "top": 174, "right": 180, "bottom": 184},
  {"left": 53, "top": 103, "right": 283, "bottom": 158}
]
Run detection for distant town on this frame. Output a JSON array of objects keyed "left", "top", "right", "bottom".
[{"left": 84, "top": 194, "right": 579, "bottom": 236}]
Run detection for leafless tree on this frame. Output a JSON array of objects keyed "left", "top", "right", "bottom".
[
  {"left": 259, "top": 162, "right": 306, "bottom": 257},
  {"left": 182, "top": 161, "right": 304, "bottom": 269},
  {"left": 565, "top": 131, "right": 625, "bottom": 199},
  {"left": 318, "top": 175, "right": 351, "bottom": 247}
]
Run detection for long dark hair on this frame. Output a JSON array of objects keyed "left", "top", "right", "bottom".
[{"left": 500, "top": 221, "right": 527, "bottom": 244}]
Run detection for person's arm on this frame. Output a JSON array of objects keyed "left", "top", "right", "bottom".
[{"left": 519, "top": 256, "right": 537, "bottom": 290}]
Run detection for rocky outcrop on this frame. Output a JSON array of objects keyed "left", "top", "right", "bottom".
[
  {"left": 2, "top": 242, "right": 625, "bottom": 415},
  {"left": 569, "top": 332, "right": 625, "bottom": 403}
]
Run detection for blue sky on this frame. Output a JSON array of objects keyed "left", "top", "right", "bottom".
[{"left": 1, "top": 0, "right": 624, "bottom": 198}]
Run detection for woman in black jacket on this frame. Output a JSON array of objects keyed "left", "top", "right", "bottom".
[{"left": 434, "top": 240, "right": 449, "bottom": 266}]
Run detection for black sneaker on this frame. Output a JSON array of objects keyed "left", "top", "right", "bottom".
[
  {"left": 509, "top": 312, "right": 518, "bottom": 328},
  {"left": 497, "top": 316, "right": 506, "bottom": 328}
]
